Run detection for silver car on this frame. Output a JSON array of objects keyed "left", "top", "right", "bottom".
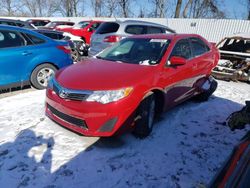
[{"left": 89, "top": 20, "right": 175, "bottom": 57}]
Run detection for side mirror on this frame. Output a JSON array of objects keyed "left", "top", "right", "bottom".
[
  {"left": 87, "top": 27, "right": 93, "bottom": 32},
  {"left": 169, "top": 56, "right": 186, "bottom": 66}
]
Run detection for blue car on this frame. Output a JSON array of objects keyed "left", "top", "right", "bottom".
[{"left": 0, "top": 25, "right": 73, "bottom": 90}]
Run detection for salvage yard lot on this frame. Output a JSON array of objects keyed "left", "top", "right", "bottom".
[{"left": 0, "top": 80, "right": 249, "bottom": 188}]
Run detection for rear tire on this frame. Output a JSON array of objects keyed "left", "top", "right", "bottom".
[
  {"left": 194, "top": 79, "right": 218, "bottom": 102},
  {"left": 133, "top": 94, "right": 155, "bottom": 138},
  {"left": 30, "top": 64, "right": 57, "bottom": 90}
]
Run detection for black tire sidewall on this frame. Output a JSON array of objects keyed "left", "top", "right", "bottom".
[{"left": 133, "top": 94, "right": 155, "bottom": 138}]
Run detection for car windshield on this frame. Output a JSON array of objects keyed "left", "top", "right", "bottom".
[
  {"left": 97, "top": 38, "right": 171, "bottom": 65},
  {"left": 74, "top": 21, "right": 89, "bottom": 28}
]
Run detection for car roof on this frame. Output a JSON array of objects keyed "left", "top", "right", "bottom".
[
  {"left": 104, "top": 20, "right": 175, "bottom": 33},
  {"left": 34, "top": 29, "right": 63, "bottom": 34},
  {"left": 128, "top": 33, "right": 203, "bottom": 40},
  {"left": 0, "top": 18, "right": 27, "bottom": 24},
  {"left": 27, "top": 19, "right": 50, "bottom": 21},
  {"left": 0, "top": 25, "right": 53, "bottom": 40},
  {"left": 51, "top": 21, "right": 74, "bottom": 23}
]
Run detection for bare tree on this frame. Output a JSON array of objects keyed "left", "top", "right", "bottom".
[
  {"left": 190, "top": 0, "right": 225, "bottom": 18},
  {"left": 118, "top": 0, "right": 130, "bottom": 17},
  {"left": 104, "top": 0, "right": 118, "bottom": 17},
  {"left": 1, "top": 0, "right": 23, "bottom": 16},
  {"left": 174, "top": 0, "right": 182, "bottom": 18},
  {"left": 59, "top": 0, "right": 84, "bottom": 17},
  {"left": 150, "top": 0, "right": 166, "bottom": 18},
  {"left": 183, "top": 0, "right": 193, "bottom": 18},
  {"left": 91, "top": 0, "right": 103, "bottom": 17},
  {"left": 22, "top": 0, "right": 61, "bottom": 17},
  {"left": 248, "top": 0, "right": 250, "bottom": 20}
]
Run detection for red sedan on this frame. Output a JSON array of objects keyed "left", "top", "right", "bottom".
[
  {"left": 45, "top": 34, "right": 219, "bottom": 138},
  {"left": 57, "top": 20, "right": 103, "bottom": 44}
]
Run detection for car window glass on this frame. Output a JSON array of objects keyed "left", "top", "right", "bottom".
[
  {"left": 107, "top": 41, "right": 134, "bottom": 56},
  {"left": 26, "top": 34, "right": 45, "bottom": 44},
  {"left": 0, "top": 30, "right": 25, "bottom": 48},
  {"left": 98, "top": 38, "right": 171, "bottom": 65},
  {"left": 91, "top": 23, "right": 101, "bottom": 30},
  {"left": 0, "top": 33, "right": 4, "bottom": 41},
  {"left": 41, "top": 32, "right": 58, "bottom": 39},
  {"left": 147, "top": 27, "right": 164, "bottom": 34},
  {"left": 0, "top": 21, "right": 16, "bottom": 26},
  {"left": 95, "top": 22, "right": 120, "bottom": 34},
  {"left": 170, "top": 39, "right": 191, "bottom": 59},
  {"left": 125, "top": 25, "right": 145, "bottom": 35},
  {"left": 57, "top": 34, "right": 64, "bottom": 40},
  {"left": 75, "top": 21, "right": 89, "bottom": 28},
  {"left": 16, "top": 23, "right": 25, "bottom": 27},
  {"left": 190, "top": 37, "right": 209, "bottom": 57}
]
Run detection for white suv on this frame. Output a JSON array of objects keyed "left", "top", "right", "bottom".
[{"left": 89, "top": 20, "right": 175, "bottom": 57}]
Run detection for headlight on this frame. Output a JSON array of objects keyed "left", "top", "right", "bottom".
[{"left": 86, "top": 87, "right": 133, "bottom": 104}]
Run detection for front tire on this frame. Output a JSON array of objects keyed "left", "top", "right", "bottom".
[
  {"left": 30, "top": 64, "right": 57, "bottom": 90},
  {"left": 71, "top": 49, "right": 81, "bottom": 62},
  {"left": 133, "top": 94, "right": 156, "bottom": 138}
]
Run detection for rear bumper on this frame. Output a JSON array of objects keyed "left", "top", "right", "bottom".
[{"left": 45, "top": 88, "right": 138, "bottom": 137}]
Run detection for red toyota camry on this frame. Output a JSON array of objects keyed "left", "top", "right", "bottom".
[{"left": 45, "top": 34, "right": 219, "bottom": 138}]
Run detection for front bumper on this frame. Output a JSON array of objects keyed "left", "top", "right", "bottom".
[{"left": 45, "top": 88, "right": 138, "bottom": 137}]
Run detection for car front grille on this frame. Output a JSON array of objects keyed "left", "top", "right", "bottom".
[
  {"left": 52, "top": 79, "right": 92, "bottom": 101},
  {"left": 47, "top": 103, "right": 88, "bottom": 130}
]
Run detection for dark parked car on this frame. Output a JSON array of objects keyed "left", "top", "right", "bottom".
[
  {"left": 35, "top": 29, "right": 65, "bottom": 40},
  {"left": 0, "top": 25, "right": 73, "bottom": 90},
  {"left": 26, "top": 19, "right": 51, "bottom": 27},
  {"left": 35, "top": 29, "right": 87, "bottom": 61},
  {"left": 0, "top": 18, "right": 36, "bottom": 29}
]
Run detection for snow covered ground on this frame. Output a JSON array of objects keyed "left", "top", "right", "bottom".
[{"left": 0, "top": 80, "right": 249, "bottom": 188}]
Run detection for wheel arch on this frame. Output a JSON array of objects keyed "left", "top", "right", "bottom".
[
  {"left": 142, "top": 88, "right": 165, "bottom": 115},
  {"left": 30, "top": 62, "right": 59, "bottom": 79}
]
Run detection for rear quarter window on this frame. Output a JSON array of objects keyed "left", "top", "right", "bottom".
[
  {"left": 95, "top": 22, "right": 120, "bottom": 34},
  {"left": 190, "top": 37, "right": 210, "bottom": 57},
  {"left": 26, "top": 34, "right": 45, "bottom": 45},
  {"left": 146, "top": 26, "right": 165, "bottom": 34},
  {"left": 125, "top": 25, "right": 145, "bottom": 35}
]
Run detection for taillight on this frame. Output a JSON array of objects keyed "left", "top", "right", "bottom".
[
  {"left": 103, "top": 35, "right": 121, "bottom": 43},
  {"left": 57, "top": 45, "right": 71, "bottom": 54}
]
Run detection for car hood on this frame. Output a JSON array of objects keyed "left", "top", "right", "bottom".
[{"left": 55, "top": 58, "right": 155, "bottom": 90}]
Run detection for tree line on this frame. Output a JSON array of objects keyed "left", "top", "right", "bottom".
[{"left": 0, "top": 0, "right": 249, "bottom": 19}]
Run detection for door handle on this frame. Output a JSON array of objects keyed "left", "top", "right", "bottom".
[{"left": 22, "top": 51, "right": 32, "bottom": 56}]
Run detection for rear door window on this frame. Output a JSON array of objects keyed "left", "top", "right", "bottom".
[
  {"left": 146, "top": 26, "right": 165, "bottom": 34},
  {"left": 26, "top": 34, "right": 45, "bottom": 44},
  {"left": 95, "top": 22, "right": 120, "bottom": 34},
  {"left": 125, "top": 25, "right": 145, "bottom": 35},
  {"left": 0, "top": 30, "right": 26, "bottom": 48},
  {"left": 190, "top": 37, "right": 210, "bottom": 57}
]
